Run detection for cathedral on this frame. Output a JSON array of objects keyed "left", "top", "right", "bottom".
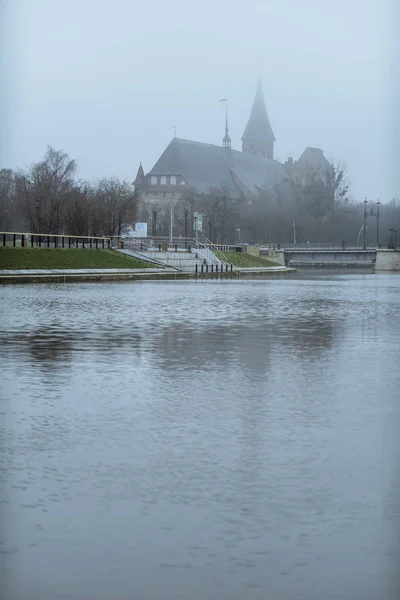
[{"left": 134, "top": 80, "right": 331, "bottom": 203}]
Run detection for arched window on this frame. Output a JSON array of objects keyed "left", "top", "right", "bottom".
[
  {"left": 160, "top": 175, "right": 167, "bottom": 185},
  {"left": 150, "top": 176, "right": 157, "bottom": 185},
  {"left": 170, "top": 175, "right": 177, "bottom": 185}
]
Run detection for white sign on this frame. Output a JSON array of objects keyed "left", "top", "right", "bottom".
[
  {"left": 194, "top": 212, "right": 203, "bottom": 232},
  {"left": 131, "top": 223, "right": 147, "bottom": 237}
]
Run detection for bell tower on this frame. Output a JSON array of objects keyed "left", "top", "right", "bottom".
[{"left": 241, "top": 79, "right": 275, "bottom": 159}]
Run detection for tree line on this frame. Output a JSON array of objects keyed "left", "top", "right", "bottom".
[
  {"left": 139, "top": 165, "right": 400, "bottom": 246},
  {"left": 1, "top": 145, "right": 399, "bottom": 245},
  {"left": 0, "top": 146, "right": 138, "bottom": 237}
]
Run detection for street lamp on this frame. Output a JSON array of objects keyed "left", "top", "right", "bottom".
[
  {"left": 363, "top": 198, "right": 368, "bottom": 250},
  {"left": 152, "top": 210, "right": 157, "bottom": 237},
  {"left": 184, "top": 209, "right": 188, "bottom": 247},
  {"left": 368, "top": 199, "right": 381, "bottom": 247},
  {"left": 376, "top": 200, "right": 380, "bottom": 247}
]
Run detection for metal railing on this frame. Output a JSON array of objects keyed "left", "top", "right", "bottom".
[
  {"left": 261, "top": 242, "right": 378, "bottom": 251},
  {"left": 118, "top": 236, "right": 234, "bottom": 270},
  {"left": 1, "top": 231, "right": 111, "bottom": 249}
]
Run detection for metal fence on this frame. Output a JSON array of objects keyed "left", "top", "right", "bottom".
[{"left": 1, "top": 232, "right": 111, "bottom": 249}]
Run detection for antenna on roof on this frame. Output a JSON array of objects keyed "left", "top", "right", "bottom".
[{"left": 219, "top": 98, "right": 231, "bottom": 149}]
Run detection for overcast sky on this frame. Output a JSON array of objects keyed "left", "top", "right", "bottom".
[{"left": 1, "top": 0, "right": 398, "bottom": 202}]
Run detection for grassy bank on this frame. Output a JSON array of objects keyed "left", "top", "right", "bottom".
[
  {"left": 220, "top": 250, "right": 277, "bottom": 268},
  {"left": 0, "top": 247, "right": 153, "bottom": 270}
]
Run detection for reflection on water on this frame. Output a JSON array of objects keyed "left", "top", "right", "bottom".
[{"left": 1, "top": 275, "right": 399, "bottom": 600}]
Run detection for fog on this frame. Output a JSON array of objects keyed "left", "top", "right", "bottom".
[{"left": 1, "top": 0, "right": 398, "bottom": 201}]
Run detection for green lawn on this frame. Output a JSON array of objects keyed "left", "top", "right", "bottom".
[
  {"left": 220, "top": 250, "right": 277, "bottom": 268},
  {"left": 0, "top": 247, "right": 154, "bottom": 270}
]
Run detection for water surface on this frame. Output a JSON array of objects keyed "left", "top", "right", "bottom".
[{"left": 1, "top": 274, "right": 399, "bottom": 600}]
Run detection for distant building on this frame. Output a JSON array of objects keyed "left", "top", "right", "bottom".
[{"left": 134, "top": 80, "right": 331, "bottom": 204}]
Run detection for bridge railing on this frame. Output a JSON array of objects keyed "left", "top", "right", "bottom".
[{"left": 261, "top": 243, "right": 378, "bottom": 251}]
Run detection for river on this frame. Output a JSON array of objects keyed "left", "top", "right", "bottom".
[{"left": 1, "top": 273, "right": 399, "bottom": 600}]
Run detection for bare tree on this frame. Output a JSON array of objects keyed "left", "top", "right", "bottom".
[
  {"left": 62, "top": 183, "right": 93, "bottom": 236},
  {"left": 0, "top": 169, "right": 16, "bottom": 230},
  {"left": 15, "top": 146, "right": 76, "bottom": 233},
  {"left": 92, "top": 177, "right": 138, "bottom": 237}
]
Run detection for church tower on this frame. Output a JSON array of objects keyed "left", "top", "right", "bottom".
[{"left": 241, "top": 79, "right": 275, "bottom": 159}]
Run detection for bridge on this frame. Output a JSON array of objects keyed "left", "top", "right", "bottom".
[{"left": 260, "top": 243, "right": 378, "bottom": 268}]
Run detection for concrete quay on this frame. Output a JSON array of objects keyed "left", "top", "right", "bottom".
[{"left": 0, "top": 265, "right": 295, "bottom": 284}]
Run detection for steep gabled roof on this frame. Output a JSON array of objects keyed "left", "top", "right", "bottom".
[
  {"left": 242, "top": 79, "right": 275, "bottom": 142},
  {"left": 147, "top": 137, "right": 285, "bottom": 196},
  {"left": 134, "top": 163, "right": 145, "bottom": 185}
]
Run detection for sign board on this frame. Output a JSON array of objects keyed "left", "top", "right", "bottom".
[
  {"left": 194, "top": 212, "right": 203, "bottom": 232},
  {"left": 129, "top": 222, "right": 148, "bottom": 238}
]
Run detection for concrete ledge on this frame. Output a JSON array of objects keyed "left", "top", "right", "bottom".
[{"left": 0, "top": 266, "right": 296, "bottom": 284}]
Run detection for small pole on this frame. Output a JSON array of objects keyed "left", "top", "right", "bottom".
[
  {"left": 376, "top": 199, "right": 380, "bottom": 247},
  {"left": 230, "top": 264, "right": 233, "bottom": 273},
  {"left": 13, "top": 234, "right": 16, "bottom": 247},
  {"left": 363, "top": 198, "right": 367, "bottom": 250},
  {"left": 211, "top": 264, "right": 214, "bottom": 273},
  {"left": 31, "top": 235, "right": 34, "bottom": 247},
  {"left": 76, "top": 238, "right": 79, "bottom": 248},
  {"left": 102, "top": 239, "right": 105, "bottom": 249},
  {"left": 38, "top": 236, "right": 41, "bottom": 248},
  {"left": 90, "top": 238, "right": 92, "bottom": 249},
  {"left": 2, "top": 233, "right": 5, "bottom": 246},
  {"left": 159, "top": 243, "right": 162, "bottom": 252},
  {"left": 195, "top": 263, "right": 198, "bottom": 276},
  {"left": 95, "top": 239, "right": 98, "bottom": 249},
  {"left": 54, "top": 236, "right": 57, "bottom": 248},
  {"left": 184, "top": 210, "right": 188, "bottom": 247},
  {"left": 47, "top": 236, "right": 50, "bottom": 248},
  {"left": 206, "top": 263, "right": 209, "bottom": 273},
  {"left": 62, "top": 236, "right": 65, "bottom": 248},
  {"left": 83, "top": 238, "right": 85, "bottom": 249},
  {"left": 21, "top": 234, "right": 25, "bottom": 247},
  {"left": 216, "top": 264, "right": 219, "bottom": 273},
  {"left": 107, "top": 239, "right": 110, "bottom": 249},
  {"left": 188, "top": 244, "right": 191, "bottom": 253},
  {"left": 175, "top": 244, "right": 177, "bottom": 252},
  {"left": 201, "top": 264, "right": 204, "bottom": 274},
  {"left": 170, "top": 204, "right": 173, "bottom": 247},
  {"left": 69, "top": 237, "right": 71, "bottom": 248}
]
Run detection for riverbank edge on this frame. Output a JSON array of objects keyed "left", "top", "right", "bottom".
[{"left": 0, "top": 266, "right": 296, "bottom": 284}]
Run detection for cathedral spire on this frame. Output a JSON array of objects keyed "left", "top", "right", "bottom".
[
  {"left": 241, "top": 79, "right": 275, "bottom": 158},
  {"left": 220, "top": 98, "right": 231, "bottom": 148}
]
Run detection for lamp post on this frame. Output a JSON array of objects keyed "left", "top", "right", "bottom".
[
  {"left": 363, "top": 199, "right": 368, "bottom": 250},
  {"left": 152, "top": 210, "right": 157, "bottom": 237},
  {"left": 194, "top": 212, "right": 198, "bottom": 243},
  {"left": 170, "top": 204, "right": 173, "bottom": 246},
  {"left": 184, "top": 209, "right": 188, "bottom": 247},
  {"left": 376, "top": 200, "right": 380, "bottom": 247}
]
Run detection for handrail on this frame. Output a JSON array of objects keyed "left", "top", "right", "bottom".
[{"left": 0, "top": 231, "right": 110, "bottom": 240}]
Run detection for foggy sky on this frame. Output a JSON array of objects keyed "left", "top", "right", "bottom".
[{"left": 1, "top": 0, "right": 398, "bottom": 202}]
